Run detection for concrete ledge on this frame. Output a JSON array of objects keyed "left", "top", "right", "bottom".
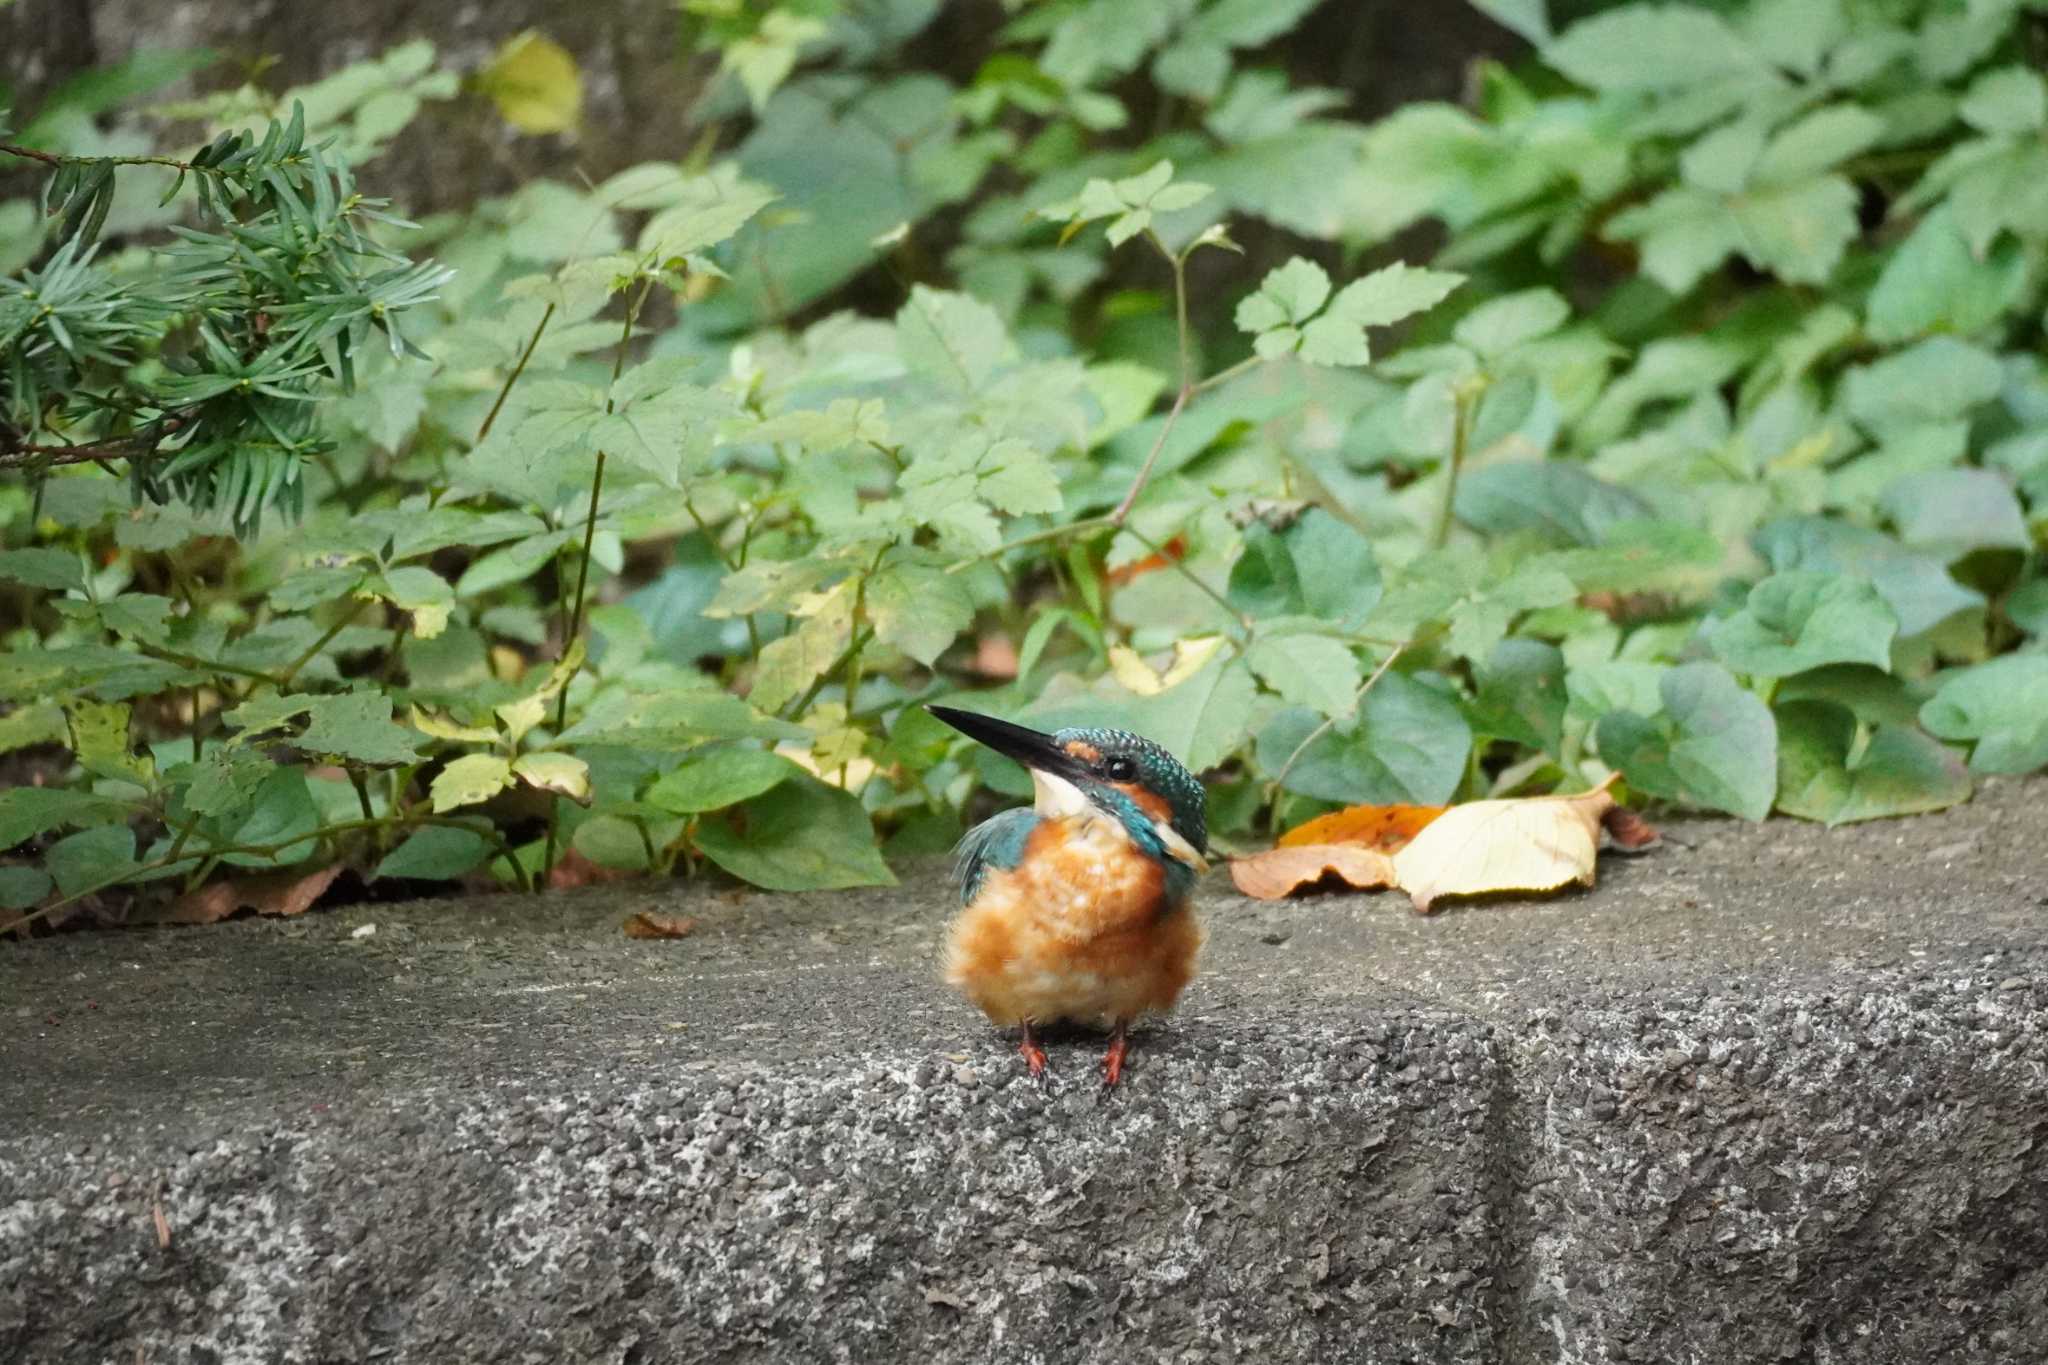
[{"left": 3, "top": 778, "right": 2045, "bottom": 1363}]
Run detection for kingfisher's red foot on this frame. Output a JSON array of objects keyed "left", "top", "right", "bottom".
[
  {"left": 1102, "top": 1020, "right": 1130, "bottom": 1088},
  {"left": 1019, "top": 1021, "right": 1049, "bottom": 1078}
]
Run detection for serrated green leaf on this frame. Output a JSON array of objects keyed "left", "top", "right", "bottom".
[
  {"left": 1959, "top": 65, "right": 2046, "bottom": 135},
  {"left": 1712, "top": 572, "right": 1898, "bottom": 678},
  {"left": 0, "top": 787, "right": 137, "bottom": 851},
  {"left": 1880, "top": 469, "right": 2029, "bottom": 558},
  {"left": 1544, "top": 5, "right": 1773, "bottom": 92},
  {"left": 1237, "top": 257, "right": 1330, "bottom": 331},
  {"left": 691, "top": 775, "right": 895, "bottom": 891},
  {"left": 179, "top": 746, "right": 276, "bottom": 818},
  {"left": 1866, "top": 204, "right": 2027, "bottom": 344},
  {"left": 298, "top": 693, "right": 426, "bottom": 766},
  {"left": 63, "top": 699, "right": 152, "bottom": 786},
  {"left": 1774, "top": 700, "right": 1970, "bottom": 825},
  {"left": 0, "top": 549, "right": 86, "bottom": 592},
  {"left": 430, "top": 754, "right": 514, "bottom": 813},
  {"left": 1246, "top": 632, "right": 1362, "bottom": 718},
  {"left": 898, "top": 286, "right": 1013, "bottom": 392},
  {"left": 866, "top": 558, "right": 975, "bottom": 667},
  {"left": 0, "top": 702, "right": 65, "bottom": 756},
  {"left": 1596, "top": 661, "right": 1777, "bottom": 820}
]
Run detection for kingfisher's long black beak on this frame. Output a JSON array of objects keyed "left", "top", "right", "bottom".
[{"left": 927, "top": 705, "right": 1089, "bottom": 782}]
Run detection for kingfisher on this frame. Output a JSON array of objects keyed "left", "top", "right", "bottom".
[{"left": 928, "top": 705, "right": 1209, "bottom": 1087}]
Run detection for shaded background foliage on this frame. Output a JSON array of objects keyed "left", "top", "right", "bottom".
[{"left": 1, "top": 0, "right": 2044, "bottom": 930}]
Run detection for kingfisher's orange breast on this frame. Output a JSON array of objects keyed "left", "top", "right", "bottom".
[{"left": 943, "top": 814, "right": 1203, "bottom": 1028}]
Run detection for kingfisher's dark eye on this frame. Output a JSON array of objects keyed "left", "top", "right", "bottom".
[{"left": 1104, "top": 756, "right": 1137, "bottom": 781}]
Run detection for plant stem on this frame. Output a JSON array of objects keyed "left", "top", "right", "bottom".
[
  {"left": 476, "top": 303, "right": 555, "bottom": 443},
  {"left": 540, "top": 275, "right": 654, "bottom": 881},
  {"left": 276, "top": 599, "right": 367, "bottom": 688},
  {"left": 1431, "top": 383, "right": 1480, "bottom": 551},
  {"left": 1121, "top": 524, "right": 1251, "bottom": 631},
  {"left": 1267, "top": 642, "right": 1408, "bottom": 800},
  {"left": 0, "top": 143, "right": 198, "bottom": 173}
]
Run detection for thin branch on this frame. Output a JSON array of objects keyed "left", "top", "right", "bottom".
[
  {"left": 1268, "top": 643, "right": 1409, "bottom": 799},
  {"left": 476, "top": 303, "right": 555, "bottom": 443},
  {"left": 1, "top": 143, "right": 198, "bottom": 172},
  {"left": 1431, "top": 382, "right": 1480, "bottom": 551}
]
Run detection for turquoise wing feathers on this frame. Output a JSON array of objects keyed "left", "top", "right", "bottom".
[{"left": 952, "top": 807, "right": 1038, "bottom": 904}]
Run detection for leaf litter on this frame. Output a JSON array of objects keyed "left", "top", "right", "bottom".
[{"left": 1231, "top": 774, "right": 1659, "bottom": 913}]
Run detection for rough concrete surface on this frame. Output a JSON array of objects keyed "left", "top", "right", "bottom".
[{"left": 2, "top": 778, "right": 2045, "bottom": 1365}]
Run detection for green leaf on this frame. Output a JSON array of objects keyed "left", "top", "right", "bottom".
[
  {"left": 1879, "top": 470, "right": 2030, "bottom": 558},
  {"left": 1456, "top": 462, "right": 1652, "bottom": 545},
  {"left": 748, "top": 583, "right": 855, "bottom": 716},
  {"left": 1711, "top": 572, "right": 1898, "bottom": 678},
  {"left": 1323, "top": 262, "right": 1465, "bottom": 331},
  {"left": 1919, "top": 656, "right": 2048, "bottom": 774},
  {"left": 0, "top": 549, "right": 86, "bottom": 592},
  {"left": 64, "top": 699, "right": 152, "bottom": 786},
  {"left": 898, "top": 286, "right": 1013, "bottom": 392},
  {"left": 45, "top": 824, "right": 139, "bottom": 899},
  {"left": 297, "top": 693, "right": 427, "bottom": 766},
  {"left": 221, "top": 768, "right": 321, "bottom": 868},
  {"left": 645, "top": 748, "right": 798, "bottom": 815},
  {"left": 478, "top": 29, "right": 583, "bottom": 134},
  {"left": 692, "top": 775, "right": 895, "bottom": 891},
  {"left": 1235, "top": 257, "right": 1330, "bottom": 333},
  {"left": 1728, "top": 175, "right": 1859, "bottom": 285},
  {"left": 867, "top": 558, "right": 976, "bottom": 667},
  {"left": 1866, "top": 205, "right": 2026, "bottom": 344},
  {"left": 430, "top": 754, "right": 515, "bottom": 813},
  {"left": 1596, "top": 662, "right": 1777, "bottom": 820},
  {"left": 1543, "top": 5, "right": 1772, "bottom": 92},
  {"left": 557, "top": 689, "right": 809, "bottom": 749},
  {"left": 457, "top": 531, "right": 573, "bottom": 596},
  {"left": 1226, "top": 509, "right": 1380, "bottom": 628},
  {"left": 374, "top": 825, "right": 492, "bottom": 881},
  {"left": 0, "top": 702, "right": 65, "bottom": 756},
  {"left": 1754, "top": 517, "right": 1984, "bottom": 638},
  {"left": 1256, "top": 671, "right": 1471, "bottom": 806},
  {"left": 0, "top": 787, "right": 135, "bottom": 851},
  {"left": 1452, "top": 288, "right": 1569, "bottom": 358},
  {"left": 1246, "top": 632, "right": 1362, "bottom": 718},
  {"left": 0, "top": 865, "right": 53, "bottom": 911},
  {"left": 179, "top": 746, "right": 276, "bottom": 819},
  {"left": 1841, "top": 337, "right": 2002, "bottom": 429},
  {"left": 1472, "top": 638, "right": 1567, "bottom": 753},
  {"left": 1752, "top": 106, "right": 1884, "bottom": 184},
  {"left": 1774, "top": 700, "right": 1971, "bottom": 826},
  {"left": 1959, "top": 66, "right": 2047, "bottom": 135}
]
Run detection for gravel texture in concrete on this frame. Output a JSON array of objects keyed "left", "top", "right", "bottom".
[{"left": 2, "top": 778, "right": 2045, "bottom": 1364}]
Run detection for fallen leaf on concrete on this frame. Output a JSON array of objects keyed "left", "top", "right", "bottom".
[
  {"left": 624, "top": 911, "right": 699, "bottom": 940},
  {"left": 922, "top": 1286, "right": 970, "bottom": 1310},
  {"left": 1391, "top": 780, "right": 1620, "bottom": 914},
  {"left": 1235, "top": 775, "right": 1659, "bottom": 912},
  {"left": 1229, "top": 844, "right": 1396, "bottom": 900},
  {"left": 546, "top": 848, "right": 624, "bottom": 889},
  {"left": 163, "top": 864, "right": 345, "bottom": 925},
  {"left": 1601, "top": 805, "right": 1662, "bottom": 851},
  {"left": 1277, "top": 801, "right": 1448, "bottom": 850}
]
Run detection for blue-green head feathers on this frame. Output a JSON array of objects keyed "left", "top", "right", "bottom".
[{"left": 1048, "top": 726, "right": 1207, "bottom": 856}]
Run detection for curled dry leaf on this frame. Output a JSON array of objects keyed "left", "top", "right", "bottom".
[
  {"left": 1229, "top": 844, "right": 1396, "bottom": 900},
  {"left": 1278, "top": 802, "right": 1447, "bottom": 851},
  {"left": 624, "top": 911, "right": 700, "bottom": 940},
  {"left": 162, "top": 864, "right": 345, "bottom": 925},
  {"left": 1391, "top": 780, "right": 1617, "bottom": 914},
  {"left": 1601, "top": 805, "right": 1663, "bottom": 851}
]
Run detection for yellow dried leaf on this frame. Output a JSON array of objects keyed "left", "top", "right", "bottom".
[
  {"left": 1390, "top": 780, "right": 1616, "bottom": 914},
  {"left": 511, "top": 751, "right": 591, "bottom": 803},
  {"left": 409, "top": 707, "right": 496, "bottom": 743},
  {"left": 478, "top": 30, "right": 582, "bottom": 135},
  {"left": 1108, "top": 635, "right": 1225, "bottom": 696}
]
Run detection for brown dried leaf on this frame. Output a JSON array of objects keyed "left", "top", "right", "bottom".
[
  {"left": 1277, "top": 802, "right": 1448, "bottom": 852},
  {"left": 163, "top": 864, "right": 345, "bottom": 925},
  {"left": 1229, "top": 844, "right": 1397, "bottom": 901},
  {"left": 1390, "top": 780, "right": 1617, "bottom": 915},
  {"left": 623, "top": 911, "right": 699, "bottom": 940},
  {"left": 1602, "top": 804, "right": 1662, "bottom": 851}
]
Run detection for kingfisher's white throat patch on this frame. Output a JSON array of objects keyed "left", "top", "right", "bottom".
[{"left": 1030, "top": 769, "right": 1208, "bottom": 874}]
